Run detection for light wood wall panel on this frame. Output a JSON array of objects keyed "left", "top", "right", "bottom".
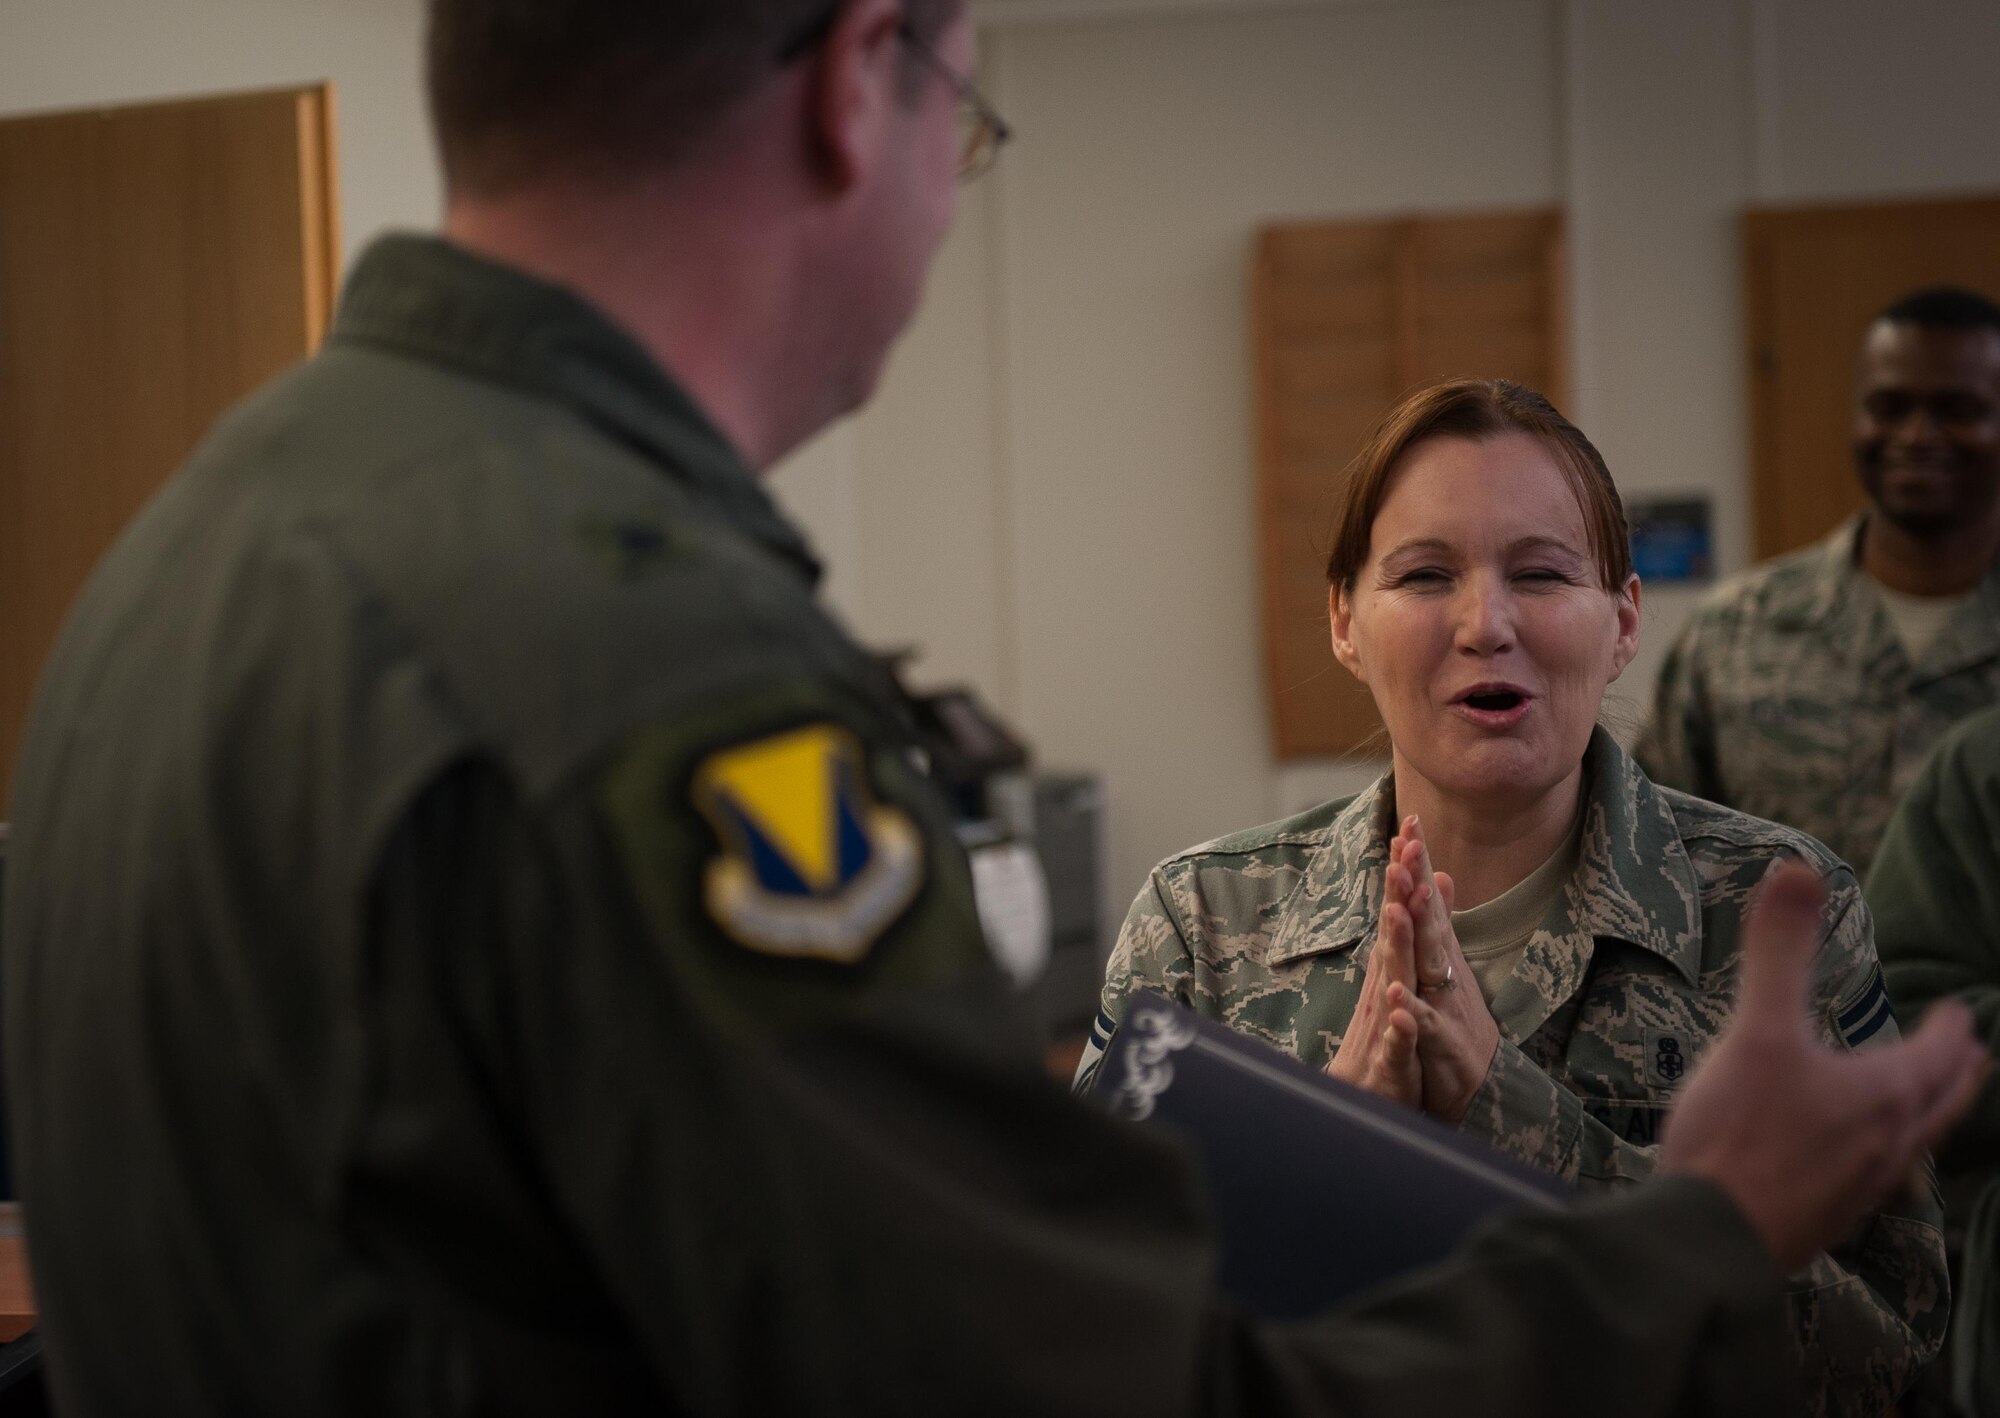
[
  {"left": 0, "top": 85, "right": 338, "bottom": 807},
  {"left": 1254, "top": 209, "right": 1566, "bottom": 759}
]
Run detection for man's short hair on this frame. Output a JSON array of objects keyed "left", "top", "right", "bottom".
[
  {"left": 428, "top": 0, "right": 963, "bottom": 197},
  {"left": 1874, "top": 285, "right": 2000, "bottom": 337}
]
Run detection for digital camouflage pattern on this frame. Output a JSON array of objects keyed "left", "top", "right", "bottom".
[
  {"left": 1082, "top": 729, "right": 1947, "bottom": 1418},
  {"left": 1635, "top": 516, "right": 2000, "bottom": 881}
]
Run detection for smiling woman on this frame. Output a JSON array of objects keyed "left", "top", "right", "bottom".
[
  {"left": 1329, "top": 424, "right": 1640, "bottom": 914},
  {"left": 1077, "top": 380, "right": 1950, "bottom": 1418}
]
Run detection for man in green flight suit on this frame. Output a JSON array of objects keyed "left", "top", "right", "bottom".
[
  {"left": 1, "top": 2, "right": 1986, "bottom": 1415},
  {"left": 1868, "top": 703, "right": 2000, "bottom": 1418}
]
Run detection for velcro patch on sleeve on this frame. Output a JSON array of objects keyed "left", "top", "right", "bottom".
[
  {"left": 690, "top": 722, "right": 923, "bottom": 965},
  {"left": 1070, "top": 1006, "right": 1119, "bottom": 1095}
]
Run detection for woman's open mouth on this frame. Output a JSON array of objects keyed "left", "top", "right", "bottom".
[{"left": 1450, "top": 684, "right": 1533, "bottom": 727}]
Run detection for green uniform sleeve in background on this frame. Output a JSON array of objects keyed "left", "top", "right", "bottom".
[{"left": 1868, "top": 709, "right": 2000, "bottom": 1169}]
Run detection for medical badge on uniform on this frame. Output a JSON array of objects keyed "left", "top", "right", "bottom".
[
  {"left": 1642, "top": 1028, "right": 1689, "bottom": 1089},
  {"left": 1647, "top": 1032, "right": 1685, "bottom": 1085},
  {"left": 692, "top": 723, "right": 923, "bottom": 963}
]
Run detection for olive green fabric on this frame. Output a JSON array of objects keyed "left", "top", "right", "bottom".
[
  {"left": 1867, "top": 703, "right": 2000, "bottom": 1417},
  {"left": 1082, "top": 730, "right": 1948, "bottom": 1418},
  {"left": 5, "top": 234, "right": 1793, "bottom": 1416},
  {"left": 1636, "top": 517, "right": 2000, "bottom": 880},
  {"left": 1951, "top": 1181, "right": 2000, "bottom": 1418}
]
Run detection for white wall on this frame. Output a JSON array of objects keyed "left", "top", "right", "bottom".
[
  {"left": 1757, "top": 0, "right": 2000, "bottom": 204},
  {"left": 1564, "top": 0, "right": 1754, "bottom": 739},
  {"left": 994, "top": 0, "right": 1558, "bottom": 888}
]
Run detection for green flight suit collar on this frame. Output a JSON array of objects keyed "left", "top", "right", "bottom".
[
  {"left": 1267, "top": 728, "right": 1704, "bottom": 1040},
  {"left": 1794, "top": 514, "right": 2000, "bottom": 685},
  {"left": 331, "top": 233, "right": 823, "bottom": 584}
]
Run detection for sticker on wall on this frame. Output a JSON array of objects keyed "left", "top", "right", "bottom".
[{"left": 1627, "top": 496, "right": 1715, "bottom": 584}]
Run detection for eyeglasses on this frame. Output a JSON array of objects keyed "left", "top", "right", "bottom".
[
  {"left": 777, "top": 5, "right": 1012, "bottom": 182},
  {"left": 894, "top": 23, "right": 1012, "bottom": 181}
]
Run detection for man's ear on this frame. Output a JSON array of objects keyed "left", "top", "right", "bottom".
[
  {"left": 807, "top": 0, "right": 907, "bottom": 191},
  {"left": 1608, "top": 573, "right": 1643, "bottom": 681},
  {"left": 1329, "top": 584, "right": 1368, "bottom": 683}
]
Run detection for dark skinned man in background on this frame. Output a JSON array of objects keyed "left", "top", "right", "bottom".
[{"left": 1640, "top": 287, "right": 2000, "bottom": 880}]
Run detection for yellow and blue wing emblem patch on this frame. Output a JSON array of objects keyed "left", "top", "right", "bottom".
[{"left": 692, "top": 723, "right": 923, "bottom": 963}]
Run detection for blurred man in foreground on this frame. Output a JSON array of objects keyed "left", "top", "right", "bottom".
[
  {"left": 1639, "top": 287, "right": 2000, "bottom": 878},
  {"left": 3, "top": 2, "right": 1986, "bottom": 1414}
]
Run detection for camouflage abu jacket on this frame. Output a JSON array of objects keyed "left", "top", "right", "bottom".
[
  {"left": 1080, "top": 729, "right": 1947, "bottom": 1418},
  {"left": 1635, "top": 515, "right": 2000, "bottom": 880}
]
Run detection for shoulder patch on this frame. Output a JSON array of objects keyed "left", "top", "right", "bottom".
[
  {"left": 692, "top": 722, "right": 923, "bottom": 964},
  {"left": 1833, "top": 964, "right": 1894, "bottom": 1050}
]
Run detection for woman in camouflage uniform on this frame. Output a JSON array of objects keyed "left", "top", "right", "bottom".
[{"left": 1079, "top": 380, "right": 1947, "bottom": 1418}]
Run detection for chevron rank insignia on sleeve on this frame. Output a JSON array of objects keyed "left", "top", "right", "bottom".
[
  {"left": 1833, "top": 965, "right": 1894, "bottom": 1051},
  {"left": 691, "top": 723, "right": 924, "bottom": 964}
]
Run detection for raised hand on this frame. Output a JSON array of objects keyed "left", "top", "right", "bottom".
[
  {"left": 1661, "top": 861, "right": 1990, "bottom": 1272},
  {"left": 1393, "top": 816, "right": 1501, "bottom": 1124},
  {"left": 1327, "top": 821, "right": 1424, "bottom": 1108}
]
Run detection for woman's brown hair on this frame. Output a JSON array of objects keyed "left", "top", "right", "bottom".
[{"left": 1323, "top": 379, "right": 1633, "bottom": 595}]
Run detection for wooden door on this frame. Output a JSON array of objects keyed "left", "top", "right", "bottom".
[
  {"left": 1745, "top": 194, "right": 2000, "bottom": 561},
  {"left": 0, "top": 85, "right": 339, "bottom": 807},
  {"left": 1253, "top": 209, "right": 1566, "bottom": 759}
]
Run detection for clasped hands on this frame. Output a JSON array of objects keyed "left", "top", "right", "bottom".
[{"left": 1327, "top": 815, "right": 1502, "bottom": 1124}]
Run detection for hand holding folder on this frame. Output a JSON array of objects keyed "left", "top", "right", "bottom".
[{"left": 1090, "top": 990, "right": 1570, "bottom": 1320}]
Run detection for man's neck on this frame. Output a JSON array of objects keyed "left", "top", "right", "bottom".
[
  {"left": 1859, "top": 508, "right": 2000, "bottom": 596},
  {"left": 1389, "top": 760, "right": 1586, "bottom": 912},
  {"left": 442, "top": 173, "right": 818, "bottom": 472}
]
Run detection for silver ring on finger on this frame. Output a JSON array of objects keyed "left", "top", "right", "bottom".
[{"left": 1420, "top": 962, "right": 1456, "bottom": 993}]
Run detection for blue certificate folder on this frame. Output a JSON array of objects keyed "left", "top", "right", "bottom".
[{"left": 1091, "top": 992, "right": 1573, "bottom": 1319}]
